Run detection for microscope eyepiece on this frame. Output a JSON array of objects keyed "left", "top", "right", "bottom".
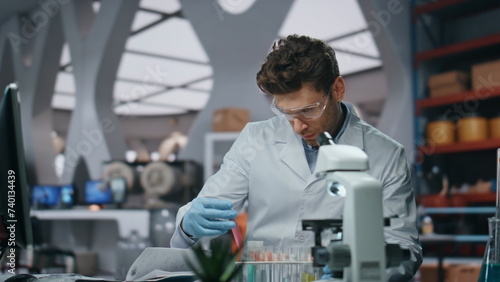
[{"left": 317, "top": 132, "right": 335, "bottom": 146}]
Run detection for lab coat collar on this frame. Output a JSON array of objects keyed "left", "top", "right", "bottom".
[
  {"left": 273, "top": 102, "right": 365, "bottom": 148},
  {"left": 273, "top": 103, "right": 366, "bottom": 183},
  {"left": 275, "top": 117, "right": 311, "bottom": 183},
  {"left": 336, "top": 105, "right": 364, "bottom": 150}
]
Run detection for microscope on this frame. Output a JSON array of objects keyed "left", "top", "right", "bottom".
[{"left": 303, "top": 133, "right": 409, "bottom": 282}]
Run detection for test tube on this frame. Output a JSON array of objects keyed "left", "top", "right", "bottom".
[
  {"left": 247, "top": 264, "right": 255, "bottom": 282},
  {"left": 282, "top": 263, "right": 290, "bottom": 282},
  {"left": 282, "top": 248, "right": 290, "bottom": 262},
  {"left": 247, "top": 241, "right": 264, "bottom": 261},
  {"left": 272, "top": 247, "right": 281, "bottom": 282},
  {"left": 270, "top": 247, "right": 279, "bottom": 261},
  {"left": 264, "top": 246, "right": 273, "bottom": 261},
  {"left": 246, "top": 241, "right": 263, "bottom": 282},
  {"left": 299, "top": 246, "right": 309, "bottom": 262},
  {"left": 289, "top": 246, "right": 299, "bottom": 262}
]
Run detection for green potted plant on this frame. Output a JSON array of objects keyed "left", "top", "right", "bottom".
[{"left": 185, "top": 236, "right": 243, "bottom": 282}]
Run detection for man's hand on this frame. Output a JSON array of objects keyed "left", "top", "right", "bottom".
[{"left": 182, "top": 198, "right": 237, "bottom": 239}]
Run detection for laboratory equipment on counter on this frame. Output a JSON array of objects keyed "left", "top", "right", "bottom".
[
  {"left": 496, "top": 148, "right": 500, "bottom": 223},
  {"left": 303, "top": 132, "right": 410, "bottom": 282},
  {"left": 240, "top": 242, "right": 321, "bottom": 282},
  {"left": 478, "top": 148, "right": 500, "bottom": 281}
]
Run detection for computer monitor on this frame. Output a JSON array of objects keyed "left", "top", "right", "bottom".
[
  {"left": 109, "top": 177, "right": 127, "bottom": 204},
  {"left": 31, "top": 184, "right": 75, "bottom": 209},
  {"left": 0, "top": 84, "right": 34, "bottom": 258},
  {"left": 60, "top": 184, "right": 75, "bottom": 207},
  {"left": 84, "top": 180, "right": 113, "bottom": 205},
  {"left": 32, "top": 185, "right": 60, "bottom": 208}
]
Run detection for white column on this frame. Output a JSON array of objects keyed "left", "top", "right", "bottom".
[
  {"left": 357, "top": 0, "right": 414, "bottom": 160},
  {"left": 60, "top": 0, "right": 138, "bottom": 182},
  {"left": 2, "top": 10, "right": 64, "bottom": 185},
  {"left": 178, "top": 0, "right": 294, "bottom": 163}
]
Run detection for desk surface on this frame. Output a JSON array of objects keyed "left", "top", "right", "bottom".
[{"left": 31, "top": 209, "right": 150, "bottom": 238}]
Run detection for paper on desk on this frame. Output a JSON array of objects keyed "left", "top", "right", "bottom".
[
  {"left": 5, "top": 271, "right": 196, "bottom": 282},
  {"left": 125, "top": 270, "right": 196, "bottom": 282}
]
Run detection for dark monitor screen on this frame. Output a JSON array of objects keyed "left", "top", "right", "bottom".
[
  {"left": 109, "top": 177, "right": 127, "bottom": 204},
  {"left": 84, "top": 180, "right": 112, "bottom": 205},
  {"left": 0, "top": 84, "right": 34, "bottom": 255}
]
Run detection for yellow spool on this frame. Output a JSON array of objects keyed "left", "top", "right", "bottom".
[
  {"left": 489, "top": 117, "right": 500, "bottom": 139},
  {"left": 457, "top": 116, "right": 488, "bottom": 143},
  {"left": 426, "top": 120, "right": 455, "bottom": 145}
]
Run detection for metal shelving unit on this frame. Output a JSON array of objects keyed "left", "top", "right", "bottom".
[
  {"left": 416, "top": 86, "right": 500, "bottom": 113},
  {"left": 411, "top": 3, "right": 500, "bottom": 275},
  {"left": 411, "top": 0, "right": 500, "bottom": 197}
]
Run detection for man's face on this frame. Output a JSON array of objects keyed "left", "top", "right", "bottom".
[{"left": 273, "top": 77, "right": 345, "bottom": 146}]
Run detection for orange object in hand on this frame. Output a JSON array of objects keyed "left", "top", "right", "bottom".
[{"left": 231, "top": 212, "right": 248, "bottom": 256}]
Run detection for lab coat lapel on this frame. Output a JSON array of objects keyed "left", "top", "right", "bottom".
[
  {"left": 273, "top": 109, "right": 367, "bottom": 185},
  {"left": 307, "top": 109, "right": 366, "bottom": 186},
  {"left": 275, "top": 118, "right": 311, "bottom": 183},
  {"left": 336, "top": 111, "right": 365, "bottom": 150}
]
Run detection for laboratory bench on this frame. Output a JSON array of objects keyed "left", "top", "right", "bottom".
[
  {"left": 29, "top": 209, "right": 150, "bottom": 279},
  {"left": 30, "top": 209, "right": 150, "bottom": 239}
]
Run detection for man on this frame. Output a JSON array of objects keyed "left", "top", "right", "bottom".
[{"left": 171, "top": 34, "right": 422, "bottom": 281}]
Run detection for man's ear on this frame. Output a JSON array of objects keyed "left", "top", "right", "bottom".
[{"left": 332, "top": 76, "right": 346, "bottom": 101}]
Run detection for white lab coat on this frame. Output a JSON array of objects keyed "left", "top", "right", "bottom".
[{"left": 171, "top": 106, "right": 422, "bottom": 281}]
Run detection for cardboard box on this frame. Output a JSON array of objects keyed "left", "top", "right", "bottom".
[
  {"left": 429, "top": 83, "right": 468, "bottom": 98},
  {"left": 446, "top": 263, "right": 481, "bottom": 282},
  {"left": 212, "top": 108, "right": 250, "bottom": 132},
  {"left": 419, "top": 263, "right": 441, "bottom": 282},
  {"left": 428, "top": 71, "right": 470, "bottom": 89},
  {"left": 419, "top": 262, "right": 453, "bottom": 282},
  {"left": 418, "top": 263, "right": 481, "bottom": 282},
  {"left": 472, "top": 59, "right": 500, "bottom": 91}
]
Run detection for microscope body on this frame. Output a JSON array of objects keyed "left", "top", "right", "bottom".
[
  {"left": 325, "top": 170, "right": 386, "bottom": 281},
  {"left": 314, "top": 143, "right": 386, "bottom": 282}
]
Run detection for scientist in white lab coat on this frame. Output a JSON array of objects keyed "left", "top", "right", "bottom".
[{"left": 170, "top": 34, "right": 422, "bottom": 281}]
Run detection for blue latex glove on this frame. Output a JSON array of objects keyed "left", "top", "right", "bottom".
[
  {"left": 322, "top": 265, "right": 332, "bottom": 279},
  {"left": 182, "top": 198, "right": 237, "bottom": 239}
]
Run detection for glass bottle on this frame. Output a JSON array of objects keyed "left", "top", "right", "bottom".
[
  {"left": 478, "top": 217, "right": 500, "bottom": 281},
  {"left": 422, "top": 216, "right": 434, "bottom": 235}
]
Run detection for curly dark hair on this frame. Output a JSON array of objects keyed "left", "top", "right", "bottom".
[{"left": 256, "top": 34, "right": 340, "bottom": 95}]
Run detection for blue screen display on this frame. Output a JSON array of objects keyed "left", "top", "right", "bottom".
[
  {"left": 60, "top": 185, "right": 75, "bottom": 206},
  {"left": 32, "top": 186, "right": 60, "bottom": 207},
  {"left": 84, "top": 180, "right": 112, "bottom": 204}
]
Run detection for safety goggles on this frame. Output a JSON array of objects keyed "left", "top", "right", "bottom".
[{"left": 270, "top": 91, "right": 330, "bottom": 121}]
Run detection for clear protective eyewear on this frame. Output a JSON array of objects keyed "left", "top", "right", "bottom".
[{"left": 270, "top": 91, "right": 330, "bottom": 121}]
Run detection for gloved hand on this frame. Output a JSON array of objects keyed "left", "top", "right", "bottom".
[
  {"left": 182, "top": 198, "right": 237, "bottom": 239},
  {"left": 321, "top": 265, "right": 332, "bottom": 279}
]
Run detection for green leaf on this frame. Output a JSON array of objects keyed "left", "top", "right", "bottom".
[{"left": 184, "top": 236, "right": 244, "bottom": 282}]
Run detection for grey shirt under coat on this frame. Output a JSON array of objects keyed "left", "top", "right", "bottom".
[{"left": 171, "top": 102, "right": 422, "bottom": 281}]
